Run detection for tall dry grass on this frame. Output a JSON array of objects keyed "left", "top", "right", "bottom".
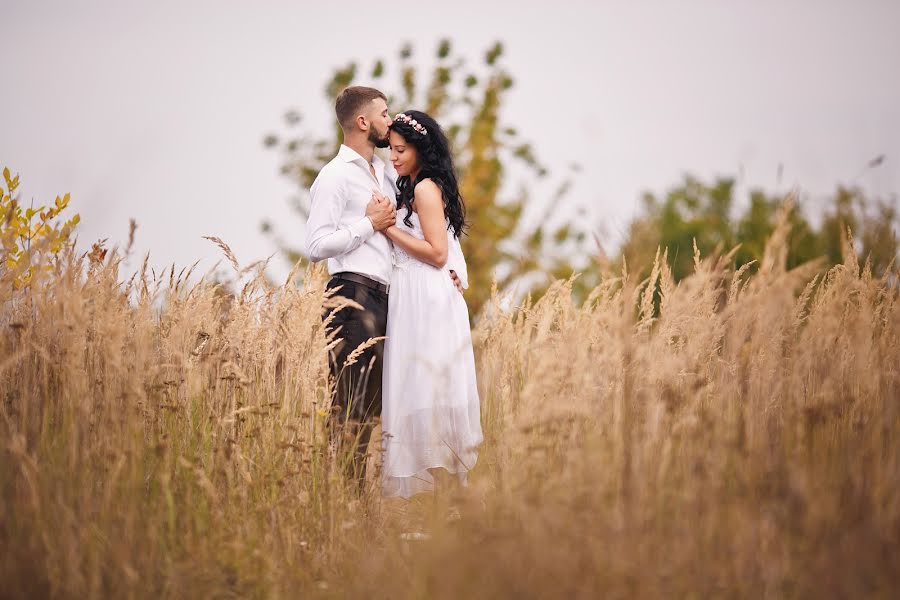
[{"left": 1, "top": 213, "right": 898, "bottom": 598}]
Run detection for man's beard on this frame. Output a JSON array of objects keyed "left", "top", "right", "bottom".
[{"left": 370, "top": 128, "right": 389, "bottom": 148}]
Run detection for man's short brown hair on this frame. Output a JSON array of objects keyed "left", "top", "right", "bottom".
[{"left": 335, "top": 86, "right": 387, "bottom": 130}]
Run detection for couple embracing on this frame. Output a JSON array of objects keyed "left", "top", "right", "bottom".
[{"left": 305, "top": 86, "right": 482, "bottom": 498}]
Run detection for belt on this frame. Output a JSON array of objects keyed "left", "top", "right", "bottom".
[{"left": 331, "top": 272, "right": 389, "bottom": 295}]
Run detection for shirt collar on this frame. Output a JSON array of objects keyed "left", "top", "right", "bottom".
[{"left": 338, "top": 144, "right": 384, "bottom": 169}]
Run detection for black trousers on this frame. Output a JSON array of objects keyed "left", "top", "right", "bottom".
[{"left": 323, "top": 276, "right": 388, "bottom": 484}]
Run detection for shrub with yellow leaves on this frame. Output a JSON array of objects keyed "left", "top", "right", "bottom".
[{"left": 1, "top": 167, "right": 80, "bottom": 289}]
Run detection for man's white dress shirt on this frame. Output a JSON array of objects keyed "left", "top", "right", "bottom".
[{"left": 305, "top": 144, "right": 398, "bottom": 285}]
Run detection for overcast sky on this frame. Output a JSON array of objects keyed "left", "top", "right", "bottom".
[{"left": 3, "top": 0, "right": 898, "bottom": 280}]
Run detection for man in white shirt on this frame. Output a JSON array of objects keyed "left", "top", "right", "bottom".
[{"left": 304, "top": 86, "right": 400, "bottom": 486}]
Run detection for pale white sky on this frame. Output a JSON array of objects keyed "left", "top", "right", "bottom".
[{"left": 3, "top": 0, "right": 898, "bottom": 280}]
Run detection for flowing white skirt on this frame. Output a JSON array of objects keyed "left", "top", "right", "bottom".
[{"left": 381, "top": 256, "right": 483, "bottom": 498}]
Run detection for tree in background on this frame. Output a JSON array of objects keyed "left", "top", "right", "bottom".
[
  {"left": 263, "top": 40, "right": 590, "bottom": 316},
  {"left": 620, "top": 174, "right": 898, "bottom": 281}
]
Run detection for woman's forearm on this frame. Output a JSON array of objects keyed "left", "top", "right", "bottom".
[{"left": 385, "top": 226, "right": 448, "bottom": 268}]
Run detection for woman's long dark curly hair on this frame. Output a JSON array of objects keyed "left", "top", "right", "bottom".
[{"left": 390, "top": 110, "right": 467, "bottom": 238}]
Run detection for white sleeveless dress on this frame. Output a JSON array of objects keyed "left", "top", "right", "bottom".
[{"left": 381, "top": 208, "right": 483, "bottom": 498}]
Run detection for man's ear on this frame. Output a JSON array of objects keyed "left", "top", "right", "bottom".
[{"left": 356, "top": 114, "right": 368, "bottom": 131}]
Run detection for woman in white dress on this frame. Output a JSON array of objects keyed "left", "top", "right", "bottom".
[{"left": 375, "top": 110, "right": 483, "bottom": 498}]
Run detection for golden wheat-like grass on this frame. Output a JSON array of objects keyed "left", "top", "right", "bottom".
[{"left": 1, "top": 219, "right": 898, "bottom": 598}]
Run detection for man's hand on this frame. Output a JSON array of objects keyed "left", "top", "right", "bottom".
[
  {"left": 366, "top": 192, "right": 396, "bottom": 231},
  {"left": 449, "top": 270, "right": 464, "bottom": 294},
  {"left": 371, "top": 190, "right": 391, "bottom": 204}
]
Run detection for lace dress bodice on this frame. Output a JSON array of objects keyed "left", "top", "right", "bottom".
[{"left": 391, "top": 209, "right": 425, "bottom": 268}]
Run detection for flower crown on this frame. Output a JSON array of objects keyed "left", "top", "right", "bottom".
[{"left": 393, "top": 113, "right": 428, "bottom": 136}]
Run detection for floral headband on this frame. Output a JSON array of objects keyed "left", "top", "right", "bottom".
[{"left": 393, "top": 113, "right": 428, "bottom": 136}]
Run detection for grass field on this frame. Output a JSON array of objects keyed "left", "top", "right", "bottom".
[{"left": 1, "top": 219, "right": 898, "bottom": 598}]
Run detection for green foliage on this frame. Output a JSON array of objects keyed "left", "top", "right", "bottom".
[
  {"left": 1, "top": 167, "right": 80, "bottom": 289},
  {"left": 264, "top": 40, "right": 589, "bottom": 316},
  {"left": 621, "top": 175, "right": 898, "bottom": 281}
]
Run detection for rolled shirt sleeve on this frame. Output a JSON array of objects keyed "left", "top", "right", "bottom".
[{"left": 305, "top": 168, "right": 376, "bottom": 262}]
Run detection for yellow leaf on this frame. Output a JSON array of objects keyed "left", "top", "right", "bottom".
[{"left": 64, "top": 214, "right": 80, "bottom": 231}]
